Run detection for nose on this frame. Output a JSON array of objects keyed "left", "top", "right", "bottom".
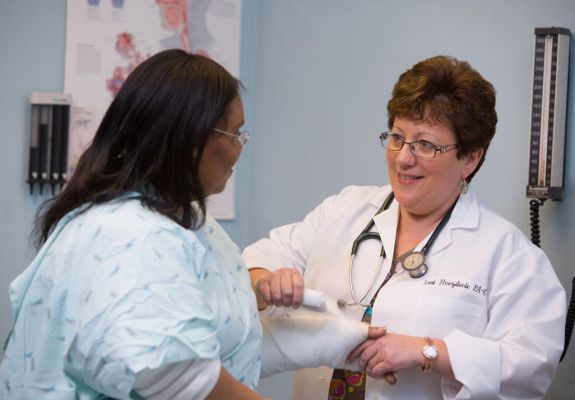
[{"left": 395, "top": 142, "right": 417, "bottom": 166}]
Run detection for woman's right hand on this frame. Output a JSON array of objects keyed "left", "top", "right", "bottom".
[{"left": 249, "top": 267, "right": 305, "bottom": 309}]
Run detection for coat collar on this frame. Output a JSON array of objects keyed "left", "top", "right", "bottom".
[{"left": 371, "top": 186, "right": 480, "bottom": 258}]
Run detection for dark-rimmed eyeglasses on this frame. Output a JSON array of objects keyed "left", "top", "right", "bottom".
[
  {"left": 379, "top": 132, "right": 458, "bottom": 159},
  {"left": 213, "top": 128, "right": 250, "bottom": 145}
]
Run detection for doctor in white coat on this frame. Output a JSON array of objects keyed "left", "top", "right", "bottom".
[{"left": 244, "top": 55, "right": 566, "bottom": 399}]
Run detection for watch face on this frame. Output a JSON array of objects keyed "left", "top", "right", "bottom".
[
  {"left": 403, "top": 252, "right": 425, "bottom": 270},
  {"left": 423, "top": 345, "right": 438, "bottom": 359}
]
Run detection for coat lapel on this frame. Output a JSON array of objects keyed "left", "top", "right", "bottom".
[{"left": 370, "top": 189, "right": 480, "bottom": 259}]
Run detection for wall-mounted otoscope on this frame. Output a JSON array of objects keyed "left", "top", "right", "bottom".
[{"left": 28, "top": 92, "right": 71, "bottom": 195}]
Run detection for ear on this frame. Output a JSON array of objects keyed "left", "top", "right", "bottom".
[{"left": 462, "top": 148, "right": 484, "bottom": 180}]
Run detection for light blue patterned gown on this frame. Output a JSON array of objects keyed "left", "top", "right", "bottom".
[{"left": 0, "top": 195, "right": 262, "bottom": 399}]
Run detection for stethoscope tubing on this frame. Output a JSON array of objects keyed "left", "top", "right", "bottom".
[
  {"left": 347, "top": 254, "right": 384, "bottom": 307},
  {"left": 340, "top": 192, "right": 458, "bottom": 309}
]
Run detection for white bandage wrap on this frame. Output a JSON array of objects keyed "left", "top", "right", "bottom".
[
  {"left": 260, "top": 315, "right": 368, "bottom": 378},
  {"left": 302, "top": 288, "right": 327, "bottom": 309}
]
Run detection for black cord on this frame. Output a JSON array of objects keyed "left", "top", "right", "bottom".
[
  {"left": 561, "top": 275, "right": 575, "bottom": 362},
  {"left": 530, "top": 198, "right": 574, "bottom": 362},
  {"left": 529, "top": 198, "right": 546, "bottom": 247}
]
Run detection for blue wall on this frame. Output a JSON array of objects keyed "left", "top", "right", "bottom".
[
  {"left": 1, "top": 1, "right": 574, "bottom": 399},
  {"left": 247, "top": 1, "right": 575, "bottom": 399}
]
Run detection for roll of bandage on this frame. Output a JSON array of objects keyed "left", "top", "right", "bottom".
[{"left": 302, "top": 289, "right": 326, "bottom": 309}]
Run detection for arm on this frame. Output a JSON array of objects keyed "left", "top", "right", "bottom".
[
  {"left": 261, "top": 314, "right": 386, "bottom": 378},
  {"left": 347, "top": 245, "right": 564, "bottom": 397},
  {"left": 133, "top": 360, "right": 263, "bottom": 400},
  {"left": 66, "top": 226, "right": 262, "bottom": 398},
  {"left": 244, "top": 191, "right": 345, "bottom": 309},
  {"left": 347, "top": 333, "right": 454, "bottom": 381},
  {"left": 206, "top": 368, "right": 263, "bottom": 400},
  {"left": 246, "top": 219, "right": 310, "bottom": 309},
  {"left": 444, "top": 247, "right": 565, "bottom": 398},
  {"left": 352, "top": 246, "right": 565, "bottom": 397}
]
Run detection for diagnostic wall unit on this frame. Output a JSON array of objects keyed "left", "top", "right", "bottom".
[{"left": 526, "top": 27, "right": 570, "bottom": 200}]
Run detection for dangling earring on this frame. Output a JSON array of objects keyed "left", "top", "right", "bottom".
[{"left": 460, "top": 179, "right": 469, "bottom": 195}]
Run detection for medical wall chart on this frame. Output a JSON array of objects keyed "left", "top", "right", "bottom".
[{"left": 64, "top": 0, "right": 242, "bottom": 219}]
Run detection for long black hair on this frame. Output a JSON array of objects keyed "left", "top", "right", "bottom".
[{"left": 35, "top": 49, "right": 240, "bottom": 245}]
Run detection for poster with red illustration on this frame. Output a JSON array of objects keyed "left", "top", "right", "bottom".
[{"left": 65, "top": 0, "right": 241, "bottom": 219}]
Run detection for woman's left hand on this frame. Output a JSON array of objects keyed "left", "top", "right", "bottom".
[{"left": 346, "top": 333, "right": 424, "bottom": 379}]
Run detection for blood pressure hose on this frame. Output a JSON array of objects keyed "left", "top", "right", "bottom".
[
  {"left": 561, "top": 275, "right": 575, "bottom": 362},
  {"left": 529, "top": 198, "right": 573, "bottom": 362},
  {"left": 529, "top": 198, "right": 545, "bottom": 247}
]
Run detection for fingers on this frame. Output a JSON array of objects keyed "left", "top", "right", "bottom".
[
  {"left": 367, "top": 326, "right": 386, "bottom": 339},
  {"left": 269, "top": 272, "right": 283, "bottom": 306},
  {"left": 346, "top": 326, "right": 386, "bottom": 364},
  {"left": 290, "top": 272, "right": 305, "bottom": 308},
  {"left": 358, "top": 341, "right": 379, "bottom": 371},
  {"left": 369, "top": 363, "right": 398, "bottom": 384},
  {"left": 383, "top": 372, "right": 397, "bottom": 385},
  {"left": 345, "top": 339, "right": 373, "bottom": 364},
  {"left": 260, "top": 268, "right": 304, "bottom": 308},
  {"left": 256, "top": 278, "right": 273, "bottom": 305}
]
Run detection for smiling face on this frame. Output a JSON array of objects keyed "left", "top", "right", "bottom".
[
  {"left": 386, "top": 116, "right": 482, "bottom": 219},
  {"left": 198, "top": 96, "right": 245, "bottom": 196}
]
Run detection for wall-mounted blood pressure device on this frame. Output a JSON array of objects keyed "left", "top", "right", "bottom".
[
  {"left": 525, "top": 27, "right": 573, "bottom": 363},
  {"left": 526, "top": 27, "right": 570, "bottom": 204}
]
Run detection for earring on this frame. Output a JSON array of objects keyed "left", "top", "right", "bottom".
[{"left": 460, "top": 179, "right": 469, "bottom": 195}]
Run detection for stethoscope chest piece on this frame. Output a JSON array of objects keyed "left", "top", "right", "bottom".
[{"left": 401, "top": 251, "right": 428, "bottom": 278}]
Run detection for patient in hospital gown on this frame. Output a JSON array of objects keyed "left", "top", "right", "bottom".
[{"left": 0, "top": 49, "right": 373, "bottom": 400}]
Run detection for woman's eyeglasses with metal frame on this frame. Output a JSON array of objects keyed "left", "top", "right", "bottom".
[
  {"left": 213, "top": 128, "right": 250, "bottom": 145},
  {"left": 379, "top": 132, "right": 458, "bottom": 159}
]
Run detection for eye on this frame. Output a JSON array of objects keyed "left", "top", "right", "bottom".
[
  {"left": 416, "top": 140, "right": 437, "bottom": 152},
  {"left": 390, "top": 133, "right": 404, "bottom": 145}
]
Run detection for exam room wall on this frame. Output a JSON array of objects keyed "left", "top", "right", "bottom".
[{"left": 247, "top": 1, "right": 575, "bottom": 399}]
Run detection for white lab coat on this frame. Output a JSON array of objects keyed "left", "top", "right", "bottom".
[{"left": 243, "top": 185, "right": 566, "bottom": 400}]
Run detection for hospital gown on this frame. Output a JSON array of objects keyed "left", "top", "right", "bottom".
[{"left": 0, "top": 195, "right": 262, "bottom": 399}]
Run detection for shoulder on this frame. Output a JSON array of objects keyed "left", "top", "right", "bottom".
[
  {"left": 456, "top": 192, "right": 530, "bottom": 245},
  {"left": 324, "top": 184, "right": 390, "bottom": 208},
  {"left": 477, "top": 202, "right": 533, "bottom": 249},
  {"left": 337, "top": 184, "right": 387, "bottom": 198},
  {"left": 63, "top": 198, "right": 204, "bottom": 255},
  {"left": 301, "top": 185, "right": 389, "bottom": 223},
  {"left": 84, "top": 198, "right": 173, "bottom": 230},
  {"left": 459, "top": 193, "right": 550, "bottom": 265}
]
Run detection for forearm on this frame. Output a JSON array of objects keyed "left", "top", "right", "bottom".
[
  {"left": 206, "top": 367, "right": 263, "bottom": 400},
  {"left": 260, "top": 315, "right": 371, "bottom": 378}
]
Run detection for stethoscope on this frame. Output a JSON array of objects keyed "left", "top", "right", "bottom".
[{"left": 337, "top": 192, "right": 458, "bottom": 308}]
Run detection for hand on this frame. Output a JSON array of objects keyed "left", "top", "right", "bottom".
[
  {"left": 251, "top": 267, "right": 305, "bottom": 309},
  {"left": 346, "top": 327, "right": 397, "bottom": 385},
  {"left": 347, "top": 333, "right": 424, "bottom": 380},
  {"left": 367, "top": 325, "right": 387, "bottom": 340}
]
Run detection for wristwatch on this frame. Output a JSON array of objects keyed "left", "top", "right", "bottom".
[{"left": 421, "top": 337, "right": 438, "bottom": 373}]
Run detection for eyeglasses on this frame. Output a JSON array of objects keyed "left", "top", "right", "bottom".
[
  {"left": 379, "top": 132, "right": 458, "bottom": 159},
  {"left": 213, "top": 128, "right": 250, "bottom": 145}
]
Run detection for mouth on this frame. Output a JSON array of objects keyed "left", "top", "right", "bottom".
[{"left": 397, "top": 173, "right": 424, "bottom": 183}]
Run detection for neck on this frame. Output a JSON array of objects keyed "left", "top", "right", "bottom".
[{"left": 395, "top": 194, "right": 459, "bottom": 257}]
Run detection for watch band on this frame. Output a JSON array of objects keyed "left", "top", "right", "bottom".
[{"left": 421, "top": 336, "right": 438, "bottom": 373}]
